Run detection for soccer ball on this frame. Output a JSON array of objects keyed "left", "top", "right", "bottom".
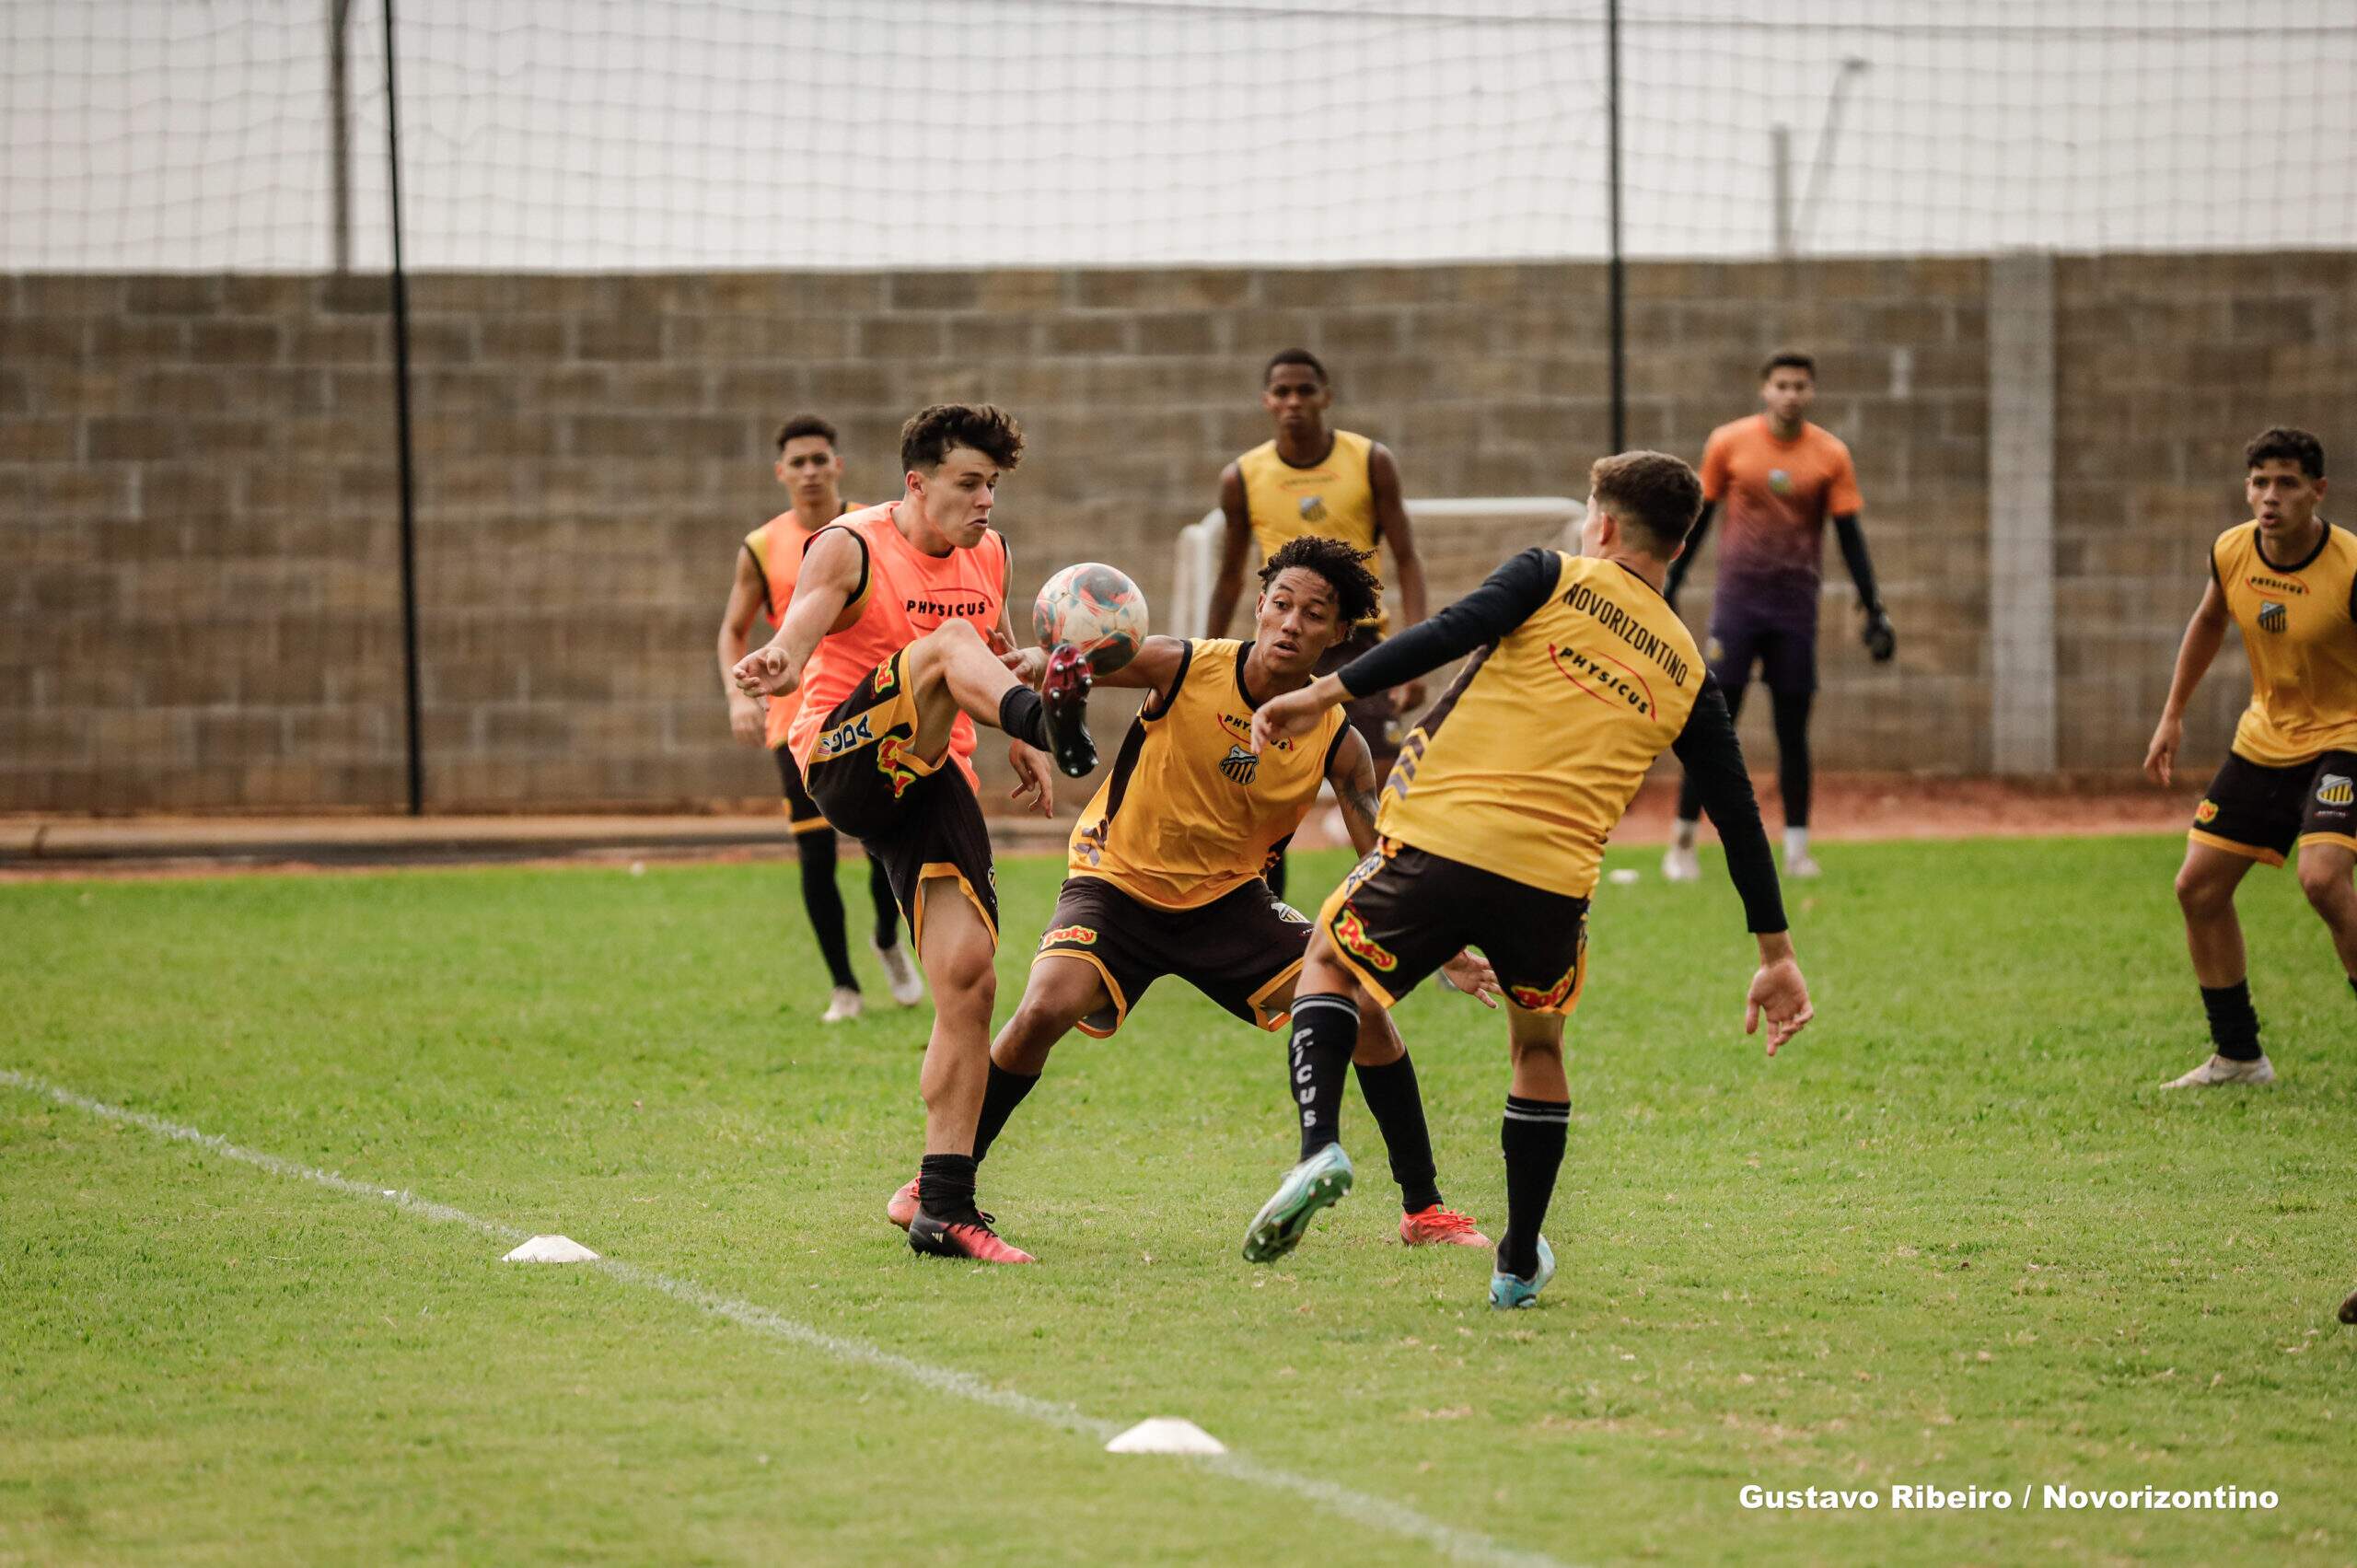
[{"left": 1034, "top": 562, "right": 1147, "bottom": 675}]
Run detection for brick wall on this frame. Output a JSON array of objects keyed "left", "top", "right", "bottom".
[{"left": 3, "top": 254, "right": 2348, "bottom": 813}]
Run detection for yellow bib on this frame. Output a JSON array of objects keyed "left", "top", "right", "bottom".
[
  {"left": 2214, "top": 520, "right": 2357, "bottom": 765},
  {"left": 1237, "top": 430, "right": 1384, "bottom": 630}
]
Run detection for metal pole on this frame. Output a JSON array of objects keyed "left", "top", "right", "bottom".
[
  {"left": 1606, "top": 0, "right": 1625, "bottom": 454},
  {"left": 1771, "top": 122, "right": 1794, "bottom": 259},
  {"left": 329, "top": 0, "right": 352, "bottom": 272},
  {"left": 382, "top": 0, "right": 424, "bottom": 815}
]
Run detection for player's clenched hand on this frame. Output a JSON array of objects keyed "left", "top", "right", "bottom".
[
  {"left": 2143, "top": 713, "right": 2182, "bottom": 787},
  {"left": 727, "top": 693, "right": 766, "bottom": 747},
  {"left": 1743, "top": 956, "right": 1812, "bottom": 1056},
  {"left": 733, "top": 645, "right": 798, "bottom": 698},
  {"left": 1438, "top": 948, "right": 1499, "bottom": 1009},
  {"left": 1000, "top": 645, "right": 1050, "bottom": 686},
  {"left": 1249, "top": 674, "right": 1342, "bottom": 753},
  {"left": 1862, "top": 608, "right": 1897, "bottom": 664},
  {"left": 1006, "top": 740, "right": 1055, "bottom": 817}
]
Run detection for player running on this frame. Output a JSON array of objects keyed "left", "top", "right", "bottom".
[
  {"left": 733, "top": 403, "right": 1096, "bottom": 1265},
  {"left": 1248, "top": 451, "right": 1814, "bottom": 1308},
  {"left": 1662, "top": 352, "right": 1894, "bottom": 882},
  {"left": 2143, "top": 426, "right": 2357, "bottom": 1088},
  {"left": 717, "top": 414, "right": 923, "bottom": 1023},
  {"left": 1207, "top": 349, "right": 1430, "bottom": 902},
  {"left": 883, "top": 537, "right": 1500, "bottom": 1250}
]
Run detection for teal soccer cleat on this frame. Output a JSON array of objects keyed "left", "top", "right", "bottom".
[
  {"left": 1242, "top": 1144, "right": 1354, "bottom": 1263},
  {"left": 1489, "top": 1236, "right": 1555, "bottom": 1309}
]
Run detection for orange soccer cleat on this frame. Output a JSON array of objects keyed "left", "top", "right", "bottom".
[
  {"left": 886, "top": 1177, "right": 921, "bottom": 1229},
  {"left": 1399, "top": 1203, "right": 1492, "bottom": 1249},
  {"left": 909, "top": 1210, "right": 1036, "bottom": 1264}
]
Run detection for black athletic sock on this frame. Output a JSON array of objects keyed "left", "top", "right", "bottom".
[
  {"left": 1288, "top": 993, "right": 1358, "bottom": 1159},
  {"left": 868, "top": 855, "right": 900, "bottom": 951},
  {"left": 998, "top": 686, "right": 1051, "bottom": 749},
  {"left": 971, "top": 1063, "right": 1040, "bottom": 1165},
  {"left": 1770, "top": 685, "right": 1814, "bottom": 829},
  {"left": 1267, "top": 854, "right": 1288, "bottom": 903},
  {"left": 795, "top": 829, "right": 857, "bottom": 990},
  {"left": 917, "top": 1153, "right": 980, "bottom": 1224},
  {"left": 1355, "top": 1054, "right": 1442, "bottom": 1212},
  {"left": 2200, "top": 980, "right": 2262, "bottom": 1062},
  {"left": 1499, "top": 1095, "right": 1570, "bottom": 1280}
]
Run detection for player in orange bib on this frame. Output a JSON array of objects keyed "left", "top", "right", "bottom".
[
  {"left": 733, "top": 403, "right": 1097, "bottom": 1265},
  {"left": 716, "top": 413, "right": 920, "bottom": 1023},
  {"left": 2143, "top": 427, "right": 2357, "bottom": 1088}
]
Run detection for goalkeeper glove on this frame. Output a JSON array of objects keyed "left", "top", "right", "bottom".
[{"left": 1862, "top": 607, "right": 1896, "bottom": 663}]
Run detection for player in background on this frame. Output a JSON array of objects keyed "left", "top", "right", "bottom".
[
  {"left": 1249, "top": 451, "right": 1812, "bottom": 1307},
  {"left": 1661, "top": 352, "right": 1894, "bottom": 882},
  {"left": 717, "top": 414, "right": 922, "bottom": 1022},
  {"left": 1207, "top": 349, "right": 1429, "bottom": 902},
  {"left": 734, "top": 404, "right": 1095, "bottom": 1264},
  {"left": 885, "top": 537, "right": 1499, "bottom": 1249},
  {"left": 2143, "top": 427, "right": 2357, "bottom": 1088}
]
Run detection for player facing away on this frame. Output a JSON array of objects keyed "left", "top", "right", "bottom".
[
  {"left": 1249, "top": 452, "right": 1814, "bottom": 1308},
  {"left": 2143, "top": 427, "right": 2357, "bottom": 1088},
  {"left": 883, "top": 536, "right": 1500, "bottom": 1249},
  {"left": 733, "top": 404, "right": 1097, "bottom": 1263},
  {"left": 717, "top": 413, "right": 923, "bottom": 1023},
  {"left": 1208, "top": 349, "right": 1429, "bottom": 902},
  {"left": 1661, "top": 352, "right": 1894, "bottom": 882}
]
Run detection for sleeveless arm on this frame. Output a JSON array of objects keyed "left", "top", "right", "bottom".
[
  {"left": 1095, "top": 634, "right": 1191, "bottom": 713},
  {"left": 1324, "top": 726, "right": 1383, "bottom": 856},
  {"left": 1670, "top": 675, "right": 1788, "bottom": 935},
  {"left": 1207, "top": 463, "right": 1254, "bottom": 636},
  {"left": 1335, "top": 547, "right": 1560, "bottom": 697},
  {"left": 1370, "top": 443, "right": 1425, "bottom": 630}
]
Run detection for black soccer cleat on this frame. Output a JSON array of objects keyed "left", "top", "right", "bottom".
[
  {"left": 1039, "top": 644, "right": 1097, "bottom": 778},
  {"left": 908, "top": 1208, "right": 1035, "bottom": 1264}
]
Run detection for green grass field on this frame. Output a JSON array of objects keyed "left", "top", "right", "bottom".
[{"left": 5, "top": 836, "right": 2354, "bottom": 1566}]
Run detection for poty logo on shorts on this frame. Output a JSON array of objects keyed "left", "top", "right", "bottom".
[
  {"left": 1332, "top": 905, "right": 1398, "bottom": 971},
  {"left": 876, "top": 735, "right": 921, "bottom": 797},
  {"left": 2258, "top": 600, "right": 2288, "bottom": 633},
  {"left": 1039, "top": 924, "right": 1098, "bottom": 947},
  {"left": 1509, "top": 970, "right": 1579, "bottom": 1012},
  {"left": 818, "top": 713, "right": 875, "bottom": 758},
  {"left": 2318, "top": 774, "right": 2355, "bottom": 807},
  {"left": 2195, "top": 799, "right": 2220, "bottom": 824},
  {"left": 871, "top": 656, "right": 900, "bottom": 694}
]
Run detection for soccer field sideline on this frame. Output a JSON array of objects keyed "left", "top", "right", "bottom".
[{"left": 0, "top": 1066, "right": 1570, "bottom": 1568}]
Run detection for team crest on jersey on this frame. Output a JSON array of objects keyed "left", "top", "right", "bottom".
[
  {"left": 1298, "top": 495, "right": 1328, "bottom": 522},
  {"left": 1269, "top": 897, "right": 1308, "bottom": 924},
  {"left": 1331, "top": 904, "right": 1397, "bottom": 971},
  {"left": 1039, "top": 924, "right": 1098, "bottom": 948},
  {"left": 1219, "top": 744, "right": 1260, "bottom": 785},
  {"left": 2258, "top": 600, "right": 2288, "bottom": 633},
  {"left": 2195, "top": 798, "right": 2220, "bottom": 824},
  {"left": 1768, "top": 468, "right": 1793, "bottom": 495},
  {"left": 2318, "top": 775, "right": 2355, "bottom": 807},
  {"left": 816, "top": 712, "right": 876, "bottom": 759}
]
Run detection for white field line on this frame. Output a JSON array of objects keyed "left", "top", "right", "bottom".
[{"left": 5, "top": 1068, "right": 1571, "bottom": 1568}]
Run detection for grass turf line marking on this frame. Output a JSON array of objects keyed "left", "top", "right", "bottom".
[{"left": 4, "top": 1068, "right": 1569, "bottom": 1568}]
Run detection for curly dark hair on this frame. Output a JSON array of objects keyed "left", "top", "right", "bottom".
[
  {"left": 900, "top": 402, "right": 1025, "bottom": 475},
  {"left": 2245, "top": 425, "right": 2325, "bottom": 479},
  {"left": 1259, "top": 534, "right": 1383, "bottom": 626}
]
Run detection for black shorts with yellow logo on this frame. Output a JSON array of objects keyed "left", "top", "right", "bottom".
[
  {"left": 2191, "top": 749, "right": 2357, "bottom": 865},
  {"left": 802, "top": 648, "right": 998, "bottom": 952},
  {"left": 772, "top": 744, "right": 827, "bottom": 833},
  {"left": 1034, "top": 876, "right": 1310, "bottom": 1039},
  {"left": 1316, "top": 838, "right": 1590, "bottom": 1016}
]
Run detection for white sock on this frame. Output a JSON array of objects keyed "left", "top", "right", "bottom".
[
  {"left": 1672, "top": 819, "right": 1700, "bottom": 851},
  {"left": 1784, "top": 826, "right": 1810, "bottom": 862}
]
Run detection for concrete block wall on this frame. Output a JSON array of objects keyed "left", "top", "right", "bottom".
[{"left": 4, "top": 253, "right": 2348, "bottom": 813}]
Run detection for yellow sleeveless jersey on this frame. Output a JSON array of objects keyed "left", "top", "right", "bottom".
[
  {"left": 1069, "top": 639, "right": 1348, "bottom": 910},
  {"left": 2213, "top": 520, "right": 2357, "bottom": 766},
  {"left": 1378, "top": 552, "right": 1704, "bottom": 898},
  {"left": 1237, "top": 430, "right": 1385, "bottom": 631}
]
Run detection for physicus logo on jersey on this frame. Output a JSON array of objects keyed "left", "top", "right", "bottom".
[
  {"left": 1768, "top": 468, "right": 1793, "bottom": 495},
  {"left": 2318, "top": 774, "right": 2355, "bottom": 807},
  {"left": 2258, "top": 600, "right": 2288, "bottom": 633},
  {"left": 1039, "top": 924, "right": 1098, "bottom": 948},
  {"left": 2195, "top": 798, "right": 2220, "bottom": 824},
  {"left": 2247, "top": 572, "right": 2308, "bottom": 597},
  {"left": 1331, "top": 904, "right": 1398, "bottom": 971},
  {"left": 1219, "top": 710, "right": 1292, "bottom": 751},
  {"left": 1297, "top": 495, "right": 1329, "bottom": 522},
  {"left": 816, "top": 712, "right": 876, "bottom": 759},
  {"left": 1219, "top": 743, "right": 1260, "bottom": 785},
  {"left": 1550, "top": 642, "right": 1658, "bottom": 719}
]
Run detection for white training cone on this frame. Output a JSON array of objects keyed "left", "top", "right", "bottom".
[
  {"left": 503, "top": 1235, "right": 599, "bottom": 1263},
  {"left": 1106, "top": 1418, "right": 1226, "bottom": 1456}
]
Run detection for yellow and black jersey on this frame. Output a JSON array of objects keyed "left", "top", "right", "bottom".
[
  {"left": 1069, "top": 638, "right": 1349, "bottom": 911},
  {"left": 2212, "top": 520, "right": 2357, "bottom": 767},
  {"left": 1341, "top": 547, "right": 1786, "bottom": 930},
  {"left": 1237, "top": 430, "right": 1387, "bottom": 631}
]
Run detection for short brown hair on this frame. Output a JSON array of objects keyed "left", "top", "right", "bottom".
[
  {"left": 2245, "top": 425, "right": 2325, "bottom": 479},
  {"left": 1589, "top": 450, "right": 1705, "bottom": 552},
  {"left": 900, "top": 402, "right": 1025, "bottom": 475},
  {"left": 774, "top": 413, "right": 837, "bottom": 452},
  {"left": 1760, "top": 351, "right": 1815, "bottom": 381}
]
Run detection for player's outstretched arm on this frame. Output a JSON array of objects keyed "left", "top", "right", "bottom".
[
  {"left": 1092, "top": 634, "right": 1188, "bottom": 702},
  {"left": 1205, "top": 465, "right": 1253, "bottom": 636},
  {"left": 717, "top": 544, "right": 772, "bottom": 745},
  {"left": 2145, "top": 577, "right": 2230, "bottom": 788},
  {"left": 733, "top": 527, "right": 860, "bottom": 697}
]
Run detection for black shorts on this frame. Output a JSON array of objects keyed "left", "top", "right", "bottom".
[
  {"left": 2191, "top": 749, "right": 2357, "bottom": 866},
  {"left": 1034, "top": 876, "right": 1310, "bottom": 1039},
  {"left": 772, "top": 744, "right": 828, "bottom": 833},
  {"left": 1318, "top": 625, "right": 1400, "bottom": 761},
  {"left": 1707, "top": 607, "right": 1817, "bottom": 697},
  {"left": 1316, "top": 838, "right": 1589, "bottom": 1015},
  {"left": 802, "top": 648, "right": 998, "bottom": 953}
]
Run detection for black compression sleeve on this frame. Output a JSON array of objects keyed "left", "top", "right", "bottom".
[
  {"left": 1831, "top": 513, "right": 1880, "bottom": 614},
  {"left": 1664, "top": 501, "right": 1716, "bottom": 603},
  {"left": 1670, "top": 674, "right": 1788, "bottom": 934},
  {"left": 1337, "top": 547, "right": 1560, "bottom": 698}
]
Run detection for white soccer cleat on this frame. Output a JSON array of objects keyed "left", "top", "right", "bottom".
[
  {"left": 1660, "top": 845, "right": 1701, "bottom": 883},
  {"left": 875, "top": 941, "right": 924, "bottom": 1007},
  {"left": 1783, "top": 853, "right": 1823, "bottom": 878},
  {"left": 2160, "top": 1052, "right": 2275, "bottom": 1089},
  {"left": 821, "top": 986, "right": 864, "bottom": 1023}
]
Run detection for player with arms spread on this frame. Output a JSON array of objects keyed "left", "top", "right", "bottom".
[
  {"left": 1208, "top": 349, "right": 1429, "bottom": 902},
  {"left": 1250, "top": 451, "right": 1814, "bottom": 1308},
  {"left": 716, "top": 413, "right": 920, "bottom": 1023},
  {"left": 2144, "top": 426, "right": 2357, "bottom": 1088},
  {"left": 733, "top": 403, "right": 1096, "bottom": 1264},
  {"left": 1662, "top": 352, "right": 1893, "bottom": 882},
  {"left": 883, "top": 537, "right": 1499, "bottom": 1250}
]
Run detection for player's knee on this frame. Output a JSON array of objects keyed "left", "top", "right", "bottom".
[
  {"left": 2297, "top": 858, "right": 2352, "bottom": 913},
  {"left": 929, "top": 944, "right": 995, "bottom": 1006},
  {"left": 2175, "top": 865, "right": 2233, "bottom": 917}
]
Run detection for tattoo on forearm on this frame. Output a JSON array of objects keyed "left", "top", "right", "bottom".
[{"left": 1343, "top": 785, "right": 1382, "bottom": 829}]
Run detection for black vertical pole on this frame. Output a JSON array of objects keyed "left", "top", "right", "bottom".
[
  {"left": 1606, "top": 0, "right": 1626, "bottom": 455},
  {"left": 382, "top": 0, "right": 424, "bottom": 814}
]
